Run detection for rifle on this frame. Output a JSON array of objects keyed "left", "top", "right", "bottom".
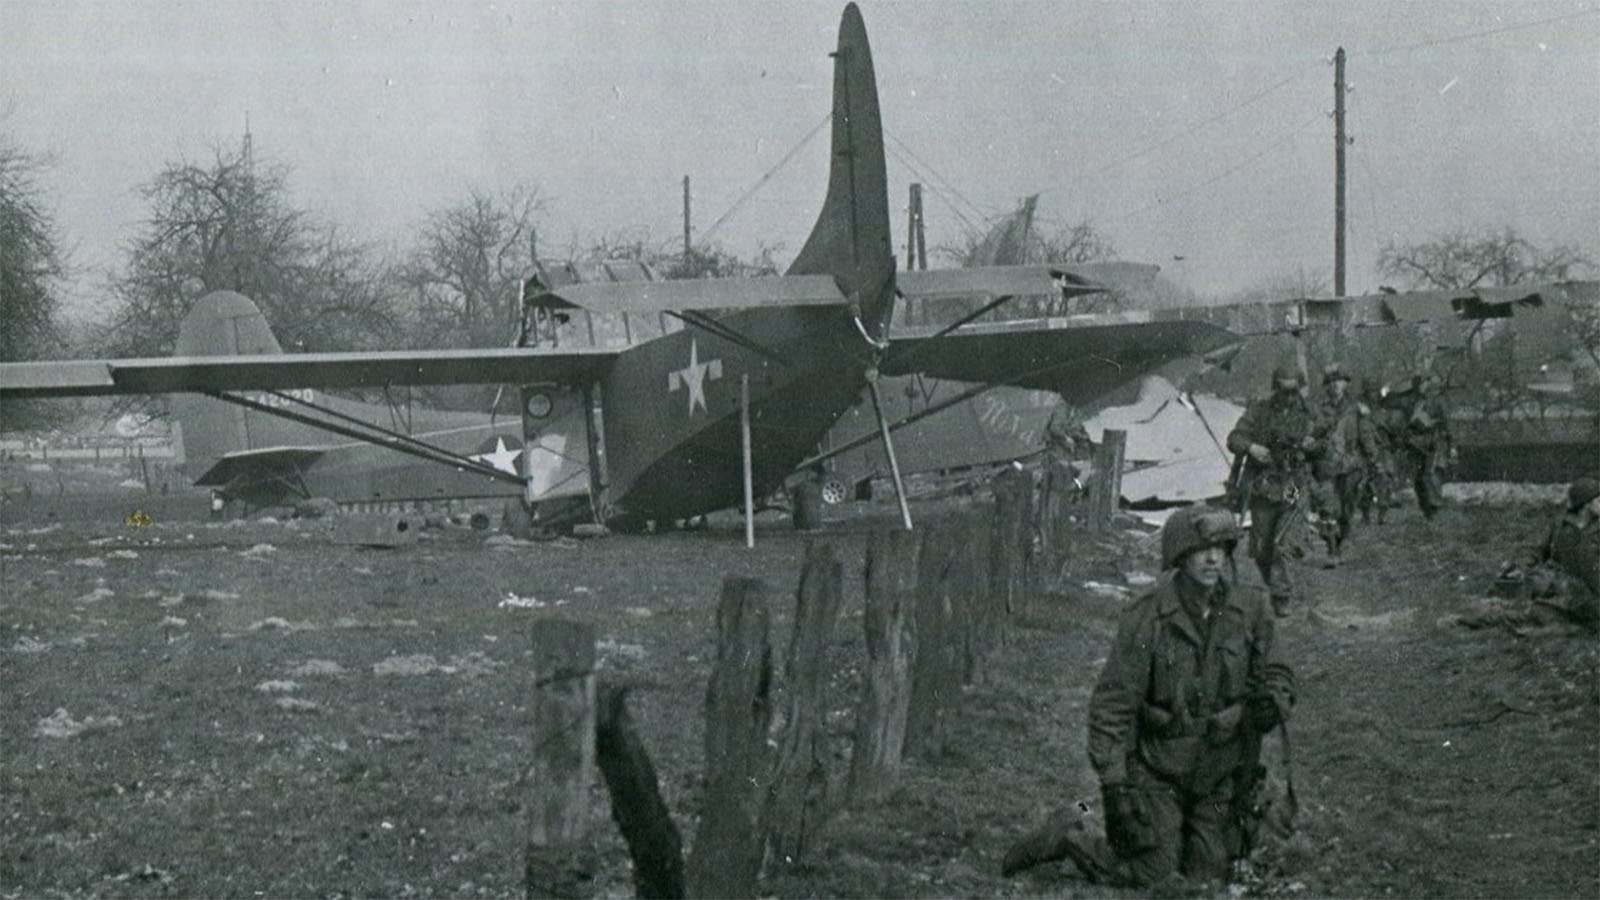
[{"left": 1227, "top": 452, "right": 1252, "bottom": 514}]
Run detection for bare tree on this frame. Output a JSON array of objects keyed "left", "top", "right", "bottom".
[
  {"left": 1377, "top": 226, "right": 1593, "bottom": 290},
  {"left": 99, "top": 142, "right": 398, "bottom": 360},
  {"left": 1230, "top": 265, "right": 1330, "bottom": 304},
  {"left": 934, "top": 211, "right": 1119, "bottom": 318},
  {"left": 0, "top": 136, "right": 68, "bottom": 428},
  {"left": 397, "top": 186, "right": 544, "bottom": 348}
]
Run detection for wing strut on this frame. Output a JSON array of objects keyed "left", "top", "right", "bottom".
[
  {"left": 866, "top": 374, "right": 913, "bottom": 531},
  {"left": 667, "top": 310, "right": 793, "bottom": 367},
  {"left": 207, "top": 390, "right": 525, "bottom": 486},
  {"left": 880, "top": 293, "right": 1018, "bottom": 373}
]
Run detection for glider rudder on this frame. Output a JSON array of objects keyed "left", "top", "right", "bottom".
[{"left": 786, "top": 3, "right": 895, "bottom": 340}]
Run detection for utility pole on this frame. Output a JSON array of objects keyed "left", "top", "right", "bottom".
[
  {"left": 1334, "top": 47, "right": 1347, "bottom": 297},
  {"left": 682, "top": 175, "right": 692, "bottom": 266},
  {"left": 906, "top": 184, "right": 926, "bottom": 324},
  {"left": 906, "top": 183, "right": 928, "bottom": 272}
]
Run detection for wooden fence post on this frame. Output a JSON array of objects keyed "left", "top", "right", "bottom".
[
  {"left": 848, "top": 528, "right": 918, "bottom": 801},
  {"left": 595, "top": 683, "right": 685, "bottom": 900},
  {"left": 765, "top": 542, "right": 843, "bottom": 865},
  {"left": 524, "top": 619, "right": 597, "bottom": 899},
  {"left": 686, "top": 578, "right": 773, "bottom": 900},
  {"left": 1088, "top": 429, "right": 1127, "bottom": 532},
  {"left": 957, "top": 512, "right": 1003, "bottom": 685},
  {"left": 991, "top": 466, "right": 1034, "bottom": 616},
  {"left": 904, "top": 521, "right": 962, "bottom": 761}
]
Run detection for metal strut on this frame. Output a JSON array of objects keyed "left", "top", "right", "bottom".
[
  {"left": 205, "top": 389, "right": 525, "bottom": 486},
  {"left": 866, "top": 376, "right": 913, "bottom": 531}
]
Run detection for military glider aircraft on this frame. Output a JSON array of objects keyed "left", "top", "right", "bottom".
[{"left": 0, "top": 4, "right": 1250, "bottom": 533}]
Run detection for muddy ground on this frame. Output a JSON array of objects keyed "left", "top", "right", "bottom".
[{"left": 2, "top": 462, "right": 1596, "bottom": 899}]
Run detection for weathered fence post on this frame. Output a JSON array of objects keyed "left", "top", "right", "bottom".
[
  {"left": 765, "top": 542, "right": 844, "bottom": 865},
  {"left": 991, "top": 466, "right": 1034, "bottom": 616},
  {"left": 848, "top": 528, "right": 919, "bottom": 802},
  {"left": 957, "top": 512, "right": 1003, "bottom": 685},
  {"left": 595, "top": 683, "right": 686, "bottom": 900},
  {"left": 525, "top": 619, "right": 598, "bottom": 899},
  {"left": 905, "top": 521, "right": 962, "bottom": 761},
  {"left": 1088, "top": 429, "right": 1127, "bottom": 531},
  {"left": 686, "top": 578, "right": 773, "bottom": 899}
]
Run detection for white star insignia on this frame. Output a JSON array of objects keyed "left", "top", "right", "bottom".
[
  {"left": 471, "top": 437, "right": 522, "bottom": 475},
  {"left": 666, "top": 339, "right": 723, "bottom": 414}
]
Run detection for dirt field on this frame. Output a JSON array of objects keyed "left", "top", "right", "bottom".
[{"left": 2, "top": 463, "right": 1596, "bottom": 899}]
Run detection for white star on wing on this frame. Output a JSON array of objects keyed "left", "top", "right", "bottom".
[
  {"left": 472, "top": 437, "right": 522, "bottom": 474},
  {"left": 668, "top": 339, "right": 722, "bottom": 414}
]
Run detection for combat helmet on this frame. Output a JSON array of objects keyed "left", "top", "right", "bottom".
[{"left": 1161, "top": 505, "right": 1243, "bottom": 569}]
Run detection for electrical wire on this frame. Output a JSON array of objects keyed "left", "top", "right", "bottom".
[
  {"left": 886, "top": 143, "right": 980, "bottom": 234},
  {"left": 1082, "top": 62, "right": 1322, "bottom": 182},
  {"left": 886, "top": 129, "right": 990, "bottom": 224},
  {"left": 699, "top": 112, "right": 829, "bottom": 245},
  {"left": 1107, "top": 112, "right": 1324, "bottom": 222},
  {"left": 1359, "top": 6, "right": 1600, "bottom": 56}
]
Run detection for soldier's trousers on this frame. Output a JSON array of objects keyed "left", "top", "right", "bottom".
[
  {"left": 1114, "top": 763, "right": 1238, "bottom": 887},
  {"left": 1403, "top": 449, "right": 1444, "bottom": 518},
  {"left": 1247, "top": 498, "right": 1300, "bottom": 609}
]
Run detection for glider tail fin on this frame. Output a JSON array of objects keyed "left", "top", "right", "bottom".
[
  {"left": 785, "top": 2, "right": 895, "bottom": 339},
  {"left": 170, "top": 291, "right": 284, "bottom": 472}
]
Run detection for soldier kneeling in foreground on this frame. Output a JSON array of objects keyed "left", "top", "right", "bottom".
[{"left": 1002, "top": 505, "right": 1296, "bottom": 891}]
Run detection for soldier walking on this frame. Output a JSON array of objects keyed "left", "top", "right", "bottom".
[
  {"left": 1226, "top": 366, "right": 1323, "bottom": 616},
  {"left": 1311, "top": 364, "right": 1378, "bottom": 563},
  {"left": 1000, "top": 506, "right": 1296, "bottom": 890},
  {"left": 1399, "top": 374, "right": 1454, "bottom": 520},
  {"left": 1358, "top": 379, "right": 1400, "bottom": 524}
]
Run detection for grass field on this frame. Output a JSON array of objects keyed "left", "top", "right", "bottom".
[{"left": 2, "top": 463, "right": 1595, "bottom": 898}]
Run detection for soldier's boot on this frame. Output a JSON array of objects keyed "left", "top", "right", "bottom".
[{"left": 1001, "top": 807, "right": 1116, "bottom": 883}]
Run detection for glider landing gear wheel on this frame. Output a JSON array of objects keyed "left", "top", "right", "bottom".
[{"left": 819, "top": 476, "right": 851, "bottom": 505}]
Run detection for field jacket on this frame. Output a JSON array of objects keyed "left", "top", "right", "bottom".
[
  {"left": 1088, "top": 571, "right": 1281, "bottom": 792},
  {"left": 1315, "top": 394, "right": 1378, "bottom": 479},
  {"left": 1226, "top": 392, "right": 1323, "bottom": 503}
]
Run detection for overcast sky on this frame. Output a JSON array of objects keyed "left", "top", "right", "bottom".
[{"left": 4, "top": 1, "right": 1597, "bottom": 319}]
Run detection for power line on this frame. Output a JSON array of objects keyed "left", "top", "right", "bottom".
[
  {"left": 1107, "top": 112, "right": 1324, "bottom": 222},
  {"left": 1360, "top": 6, "right": 1600, "bottom": 56},
  {"left": 886, "top": 143, "right": 980, "bottom": 234},
  {"left": 885, "top": 129, "right": 989, "bottom": 224},
  {"left": 1082, "top": 62, "right": 1321, "bottom": 182},
  {"left": 699, "top": 112, "right": 829, "bottom": 245}
]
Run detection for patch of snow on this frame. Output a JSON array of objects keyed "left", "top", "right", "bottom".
[
  {"left": 1081, "top": 580, "right": 1131, "bottom": 600},
  {"left": 498, "top": 592, "right": 546, "bottom": 609},
  {"left": 256, "top": 680, "right": 300, "bottom": 693},
  {"left": 34, "top": 707, "right": 123, "bottom": 739},
  {"left": 288, "top": 659, "right": 346, "bottom": 676},
  {"left": 75, "top": 587, "right": 115, "bottom": 603},
  {"left": 1444, "top": 481, "right": 1568, "bottom": 506},
  {"left": 373, "top": 654, "right": 445, "bottom": 676},
  {"left": 160, "top": 616, "right": 187, "bottom": 628},
  {"left": 597, "top": 637, "right": 647, "bottom": 664},
  {"left": 11, "top": 636, "right": 51, "bottom": 654},
  {"left": 118, "top": 478, "right": 144, "bottom": 489},
  {"left": 72, "top": 556, "right": 106, "bottom": 568},
  {"left": 248, "top": 617, "right": 316, "bottom": 632},
  {"left": 274, "top": 697, "right": 320, "bottom": 713},
  {"left": 240, "top": 543, "right": 277, "bottom": 558},
  {"left": 107, "top": 549, "right": 139, "bottom": 560}
]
